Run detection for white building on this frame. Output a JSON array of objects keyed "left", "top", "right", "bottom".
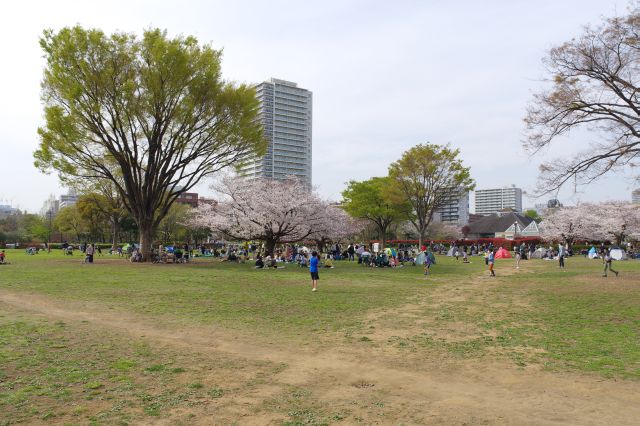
[
  {"left": 39, "top": 189, "right": 78, "bottom": 217},
  {"left": 475, "top": 185, "right": 522, "bottom": 215},
  {"left": 59, "top": 189, "right": 78, "bottom": 209},
  {"left": 239, "top": 78, "right": 312, "bottom": 186},
  {"left": 633, "top": 188, "right": 640, "bottom": 204}
]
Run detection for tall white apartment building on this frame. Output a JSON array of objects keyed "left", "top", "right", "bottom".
[
  {"left": 475, "top": 185, "right": 522, "bottom": 215},
  {"left": 633, "top": 188, "right": 640, "bottom": 204},
  {"left": 239, "top": 78, "right": 312, "bottom": 186}
]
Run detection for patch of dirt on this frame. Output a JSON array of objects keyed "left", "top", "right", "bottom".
[{"left": 1, "top": 288, "right": 640, "bottom": 425}]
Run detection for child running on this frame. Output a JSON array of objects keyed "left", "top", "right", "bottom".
[
  {"left": 309, "top": 251, "right": 319, "bottom": 291},
  {"left": 424, "top": 251, "right": 433, "bottom": 276},
  {"left": 488, "top": 249, "right": 496, "bottom": 277},
  {"left": 602, "top": 249, "right": 619, "bottom": 277}
]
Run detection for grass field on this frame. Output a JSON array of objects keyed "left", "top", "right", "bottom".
[{"left": 0, "top": 249, "right": 639, "bottom": 424}]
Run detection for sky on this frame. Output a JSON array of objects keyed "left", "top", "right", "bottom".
[{"left": 0, "top": 0, "right": 637, "bottom": 213}]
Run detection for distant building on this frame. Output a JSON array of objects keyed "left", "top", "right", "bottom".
[
  {"left": 59, "top": 189, "right": 78, "bottom": 209},
  {"left": 39, "top": 189, "right": 79, "bottom": 217},
  {"left": 633, "top": 188, "right": 640, "bottom": 204},
  {"left": 238, "top": 78, "right": 313, "bottom": 187},
  {"left": 0, "top": 204, "right": 19, "bottom": 219},
  {"left": 40, "top": 194, "right": 60, "bottom": 217},
  {"left": 466, "top": 212, "right": 539, "bottom": 240},
  {"left": 475, "top": 185, "right": 522, "bottom": 215},
  {"left": 433, "top": 191, "right": 469, "bottom": 226},
  {"left": 176, "top": 192, "right": 199, "bottom": 208}
]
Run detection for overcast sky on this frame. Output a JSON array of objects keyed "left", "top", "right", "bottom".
[{"left": 0, "top": 0, "right": 637, "bottom": 213}]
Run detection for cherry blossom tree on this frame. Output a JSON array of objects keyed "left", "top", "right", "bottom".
[
  {"left": 193, "top": 176, "right": 331, "bottom": 256},
  {"left": 311, "top": 205, "right": 366, "bottom": 252},
  {"left": 539, "top": 204, "right": 596, "bottom": 246},
  {"left": 585, "top": 201, "right": 640, "bottom": 245},
  {"left": 541, "top": 201, "right": 640, "bottom": 245}
]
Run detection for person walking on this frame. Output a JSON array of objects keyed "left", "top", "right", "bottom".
[
  {"left": 603, "top": 249, "right": 619, "bottom": 277},
  {"left": 347, "top": 244, "right": 355, "bottom": 261},
  {"left": 488, "top": 249, "right": 496, "bottom": 277},
  {"left": 309, "top": 251, "right": 320, "bottom": 292},
  {"left": 85, "top": 243, "right": 95, "bottom": 263},
  {"left": 515, "top": 245, "right": 521, "bottom": 269},
  {"left": 558, "top": 243, "right": 566, "bottom": 269}
]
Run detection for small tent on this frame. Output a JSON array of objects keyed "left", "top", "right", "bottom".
[
  {"left": 495, "top": 247, "right": 512, "bottom": 259},
  {"left": 446, "top": 246, "right": 458, "bottom": 257},
  {"left": 610, "top": 247, "right": 627, "bottom": 261},
  {"left": 588, "top": 247, "right": 598, "bottom": 259},
  {"left": 530, "top": 248, "right": 546, "bottom": 259}
]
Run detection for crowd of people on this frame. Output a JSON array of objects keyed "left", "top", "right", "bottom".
[{"left": 2, "top": 236, "right": 636, "bottom": 282}]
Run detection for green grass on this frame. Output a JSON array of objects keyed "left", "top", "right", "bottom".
[
  {"left": 0, "top": 248, "right": 639, "bottom": 423},
  {"left": 0, "top": 249, "right": 458, "bottom": 336}
]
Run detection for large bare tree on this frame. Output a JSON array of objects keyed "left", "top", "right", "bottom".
[
  {"left": 34, "top": 27, "right": 264, "bottom": 260},
  {"left": 524, "top": 6, "right": 640, "bottom": 193}
]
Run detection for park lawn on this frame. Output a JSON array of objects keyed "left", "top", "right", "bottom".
[
  {"left": 0, "top": 249, "right": 639, "bottom": 423},
  {"left": 0, "top": 249, "right": 461, "bottom": 336}
]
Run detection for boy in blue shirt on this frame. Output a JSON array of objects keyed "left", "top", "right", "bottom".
[{"left": 309, "top": 251, "right": 319, "bottom": 292}]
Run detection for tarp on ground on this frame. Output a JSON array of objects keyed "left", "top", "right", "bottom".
[
  {"left": 495, "top": 247, "right": 512, "bottom": 259},
  {"left": 610, "top": 248, "right": 627, "bottom": 261}
]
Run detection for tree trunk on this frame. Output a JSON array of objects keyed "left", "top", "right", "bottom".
[
  {"left": 379, "top": 225, "right": 387, "bottom": 250},
  {"left": 139, "top": 222, "right": 155, "bottom": 262},
  {"left": 111, "top": 221, "right": 120, "bottom": 252},
  {"left": 265, "top": 238, "right": 277, "bottom": 257}
]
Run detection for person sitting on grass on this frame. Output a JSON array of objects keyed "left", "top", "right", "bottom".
[
  {"left": 130, "top": 248, "right": 143, "bottom": 263},
  {"left": 323, "top": 254, "right": 334, "bottom": 268},
  {"left": 361, "top": 248, "right": 371, "bottom": 266},
  {"left": 265, "top": 255, "right": 282, "bottom": 269},
  {"left": 255, "top": 255, "right": 265, "bottom": 269}
]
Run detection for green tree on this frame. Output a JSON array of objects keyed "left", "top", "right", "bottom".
[
  {"left": 388, "top": 143, "right": 475, "bottom": 248},
  {"left": 341, "top": 177, "right": 410, "bottom": 248},
  {"left": 54, "top": 206, "right": 87, "bottom": 242},
  {"left": 157, "top": 202, "right": 191, "bottom": 243},
  {"left": 524, "top": 209, "right": 541, "bottom": 223},
  {"left": 75, "top": 179, "right": 131, "bottom": 251},
  {"left": 34, "top": 26, "right": 265, "bottom": 261}
]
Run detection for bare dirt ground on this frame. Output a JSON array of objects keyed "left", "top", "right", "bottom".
[{"left": 1, "top": 273, "right": 639, "bottom": 425}]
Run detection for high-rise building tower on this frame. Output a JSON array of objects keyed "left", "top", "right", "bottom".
[
  {"left": 475, "top": 185, "right": 523, "bottom": 215},
  {"left": 433, "top": 191, "right": 470, "bottom": 226},
  {"left": 239, "top": 78, "right": 312, "bottom": 186},
  {"left": 632, "top": 188, "right": 640, "bottom": 204}
]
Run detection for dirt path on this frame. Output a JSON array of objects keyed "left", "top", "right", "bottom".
[{"left": 1, "top": 289, "right": 639, "bottom": 425}]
